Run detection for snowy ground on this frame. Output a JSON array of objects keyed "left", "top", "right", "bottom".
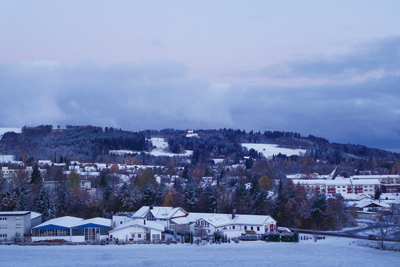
[
  {"left": 241, "top": 143, "right": 307, "bottom": 158},
  {"left": 1, "top": 236, "right": 399, "bottom": 267},
  {"left": 110, "top": 138, "right": 193, "bottom": 157}
]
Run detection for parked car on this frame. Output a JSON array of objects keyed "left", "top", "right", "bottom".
[
  {"left": 367, "top": 235, "right": 379, "bottom": 240},
  {"left": 277, "top": 227, "right": 291, "bottom": 233}
]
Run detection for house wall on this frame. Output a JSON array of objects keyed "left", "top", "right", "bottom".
[
  {"left": 31, "top": 216, "right": 43, "bottom": 228},
  {"left": 0, "top": 212, "right": 31, "bottom": 241},
  {"left": 110, "top": 226, "right": 162, "bottom": 242},
  {"left": 191, "top": 222, "right": 217, "bottom": 236}
]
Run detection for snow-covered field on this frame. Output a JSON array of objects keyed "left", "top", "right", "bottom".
[
  {"left": 110, "top": 138, "right": 193, "bottom": 157},
  {"left": 241, "top": 143, "right": 306, "bottom": 158},
  {"left": 1, "top": 237, "right": 398, "bottom": 267}
]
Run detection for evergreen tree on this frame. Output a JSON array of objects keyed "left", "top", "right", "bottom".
[
  {"left": 249, "top": 176, "right": 260, "bottom": 196},
  {"left": 374, "top": 187, "right": 382, "bottom": 200},
  {"left": 122, "top": 185, "right": 142, "bottom": 211},
  {"left": 155, "top": 182, "right": 166, "bottom": 206},
  {"left": 184, "top": 182, "right": 198, "bottom": 211},
  {"left": 35, "top": 187, "right": 56, "bottom": 222},
  {"left": 15, "top": 191, "right": 28, "bottom": 211},
  {"left": 30, "top": 165, "right": 41, "bottom": 184},
  {"left": 142, "top": 184, "right": 156, "bottom": 206},
  {"left": 203, "top": 184, "right": 220, "bottom": 213},
  {"left": 311, "top": 193, "right": 327, "bottom": 230}
]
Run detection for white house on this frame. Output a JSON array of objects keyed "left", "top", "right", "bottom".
[
  {"left": 186, "top": 212, "right": 277, "bottom": 238},
  {"left": 131, "top": 206, "right": 188, "bottom": 230},
  {"left": 109, "top": 219, "right": 164, "bottom": 242}
]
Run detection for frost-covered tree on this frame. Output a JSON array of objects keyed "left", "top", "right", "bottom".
[
  {"left": 311, "top": 193, "right": 327, "bottom": 230},
  {"left": 35, "top": 187, "right": 56, "bottom": 222},
  {"left": 15, "top": 191, "right": 28, "bottom": 211},
  {"left": 122, "top": 185, "right": 142, "bottom": 211},
  {"left": 142, "top": 184, "right": 156, "bottom": 206},
  {"left": 184, "top": 182, "right": 197, "bottom": 211},
  {"left": 155, "top": 182, "right": 167, "bottom": 206},
  {"left": 1, "top": 191, "right": 18, "bottom": 211},
  {"left": 203, "top": 184, "right": 220, "bottom": 213},
  {"left": 30, "top": 165, "right": 41, "bottom": 184}
]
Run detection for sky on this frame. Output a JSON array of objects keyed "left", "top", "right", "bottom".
[{"left": 1, "top": 1, "right": 400, "bottom": 150}]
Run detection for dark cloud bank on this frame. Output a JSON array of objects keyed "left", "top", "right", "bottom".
[{"left": 1, "top": 37, "right": 400, "bottom": 150}]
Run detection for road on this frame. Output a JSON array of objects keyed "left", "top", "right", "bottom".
[{"left": 292, "top": 223, "right": 400, "bottom": 242}]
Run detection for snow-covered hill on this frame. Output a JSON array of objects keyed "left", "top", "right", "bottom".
[{"left": 241, "top": 143, "right": 306, "bottom": 158}]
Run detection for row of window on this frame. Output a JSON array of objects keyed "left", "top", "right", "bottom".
[
  {"left": 131, "top": 234, "right": 142, "bottom": 238},
  {"left": 32, "top": 229, "right": 70, "bottom": 237},
  {"left": 195, "top": 221, "right": 210, "bottom": 227},
  {"left": 0, "top": 217, "right": 7, "bottom": 221},
  {"left": 243, "top": 226, "right": 261, "bottom": 231},
  {"left": 0, "top": 226, "right": 7, "bottom": 229},
  {"left": 0, "top": 234, "right": 7, "bottom": 238}
]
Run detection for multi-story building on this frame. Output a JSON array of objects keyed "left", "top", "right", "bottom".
[{"left": 0, "top": 211, "right": 42, "bottom": 242}]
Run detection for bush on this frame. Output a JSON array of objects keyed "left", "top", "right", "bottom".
[{"left": 264, "top": 231, "right": 280, "bottom": 242}]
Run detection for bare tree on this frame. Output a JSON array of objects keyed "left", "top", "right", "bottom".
[{"left": 372, "top": 209, "right": 400, "bottom": 249}]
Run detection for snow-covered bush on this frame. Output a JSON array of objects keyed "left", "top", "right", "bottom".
[{"left": 263, "top": 231, "right": 280, "bottom": 242}]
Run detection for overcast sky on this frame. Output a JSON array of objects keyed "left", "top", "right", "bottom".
[{"left": 1, "top": 1, "right": 400, "bottom": 150}]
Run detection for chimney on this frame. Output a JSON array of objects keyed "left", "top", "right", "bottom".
[
  {"left": 232, "top": 212, "right": 235, "bottom": 219},
  {"left": 150, "top": 206, "right": 153, "bottom": 210}
]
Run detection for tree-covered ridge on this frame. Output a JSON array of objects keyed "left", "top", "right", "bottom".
[
  {"left": 156, "top": 128, "right": 400, "bottom": 164},
  {"left": 0, "top": 125, "right": 149, "bottom": 162}
]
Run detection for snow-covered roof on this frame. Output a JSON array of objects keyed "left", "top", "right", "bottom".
[
  {"left": 187, "top": 213, "right": 232, "bottom": 228},
  {"left": 356, "top": 200, "right": 391, "bottom": 209},
  {"left": 295, "top": 179, "right": 327, "bottom": 185},
  {"left": 110, "top": 219, "right": 164, "bottom": 233},
  {"left": 233, "top": 214, "right": 276, "bottom": 225},
  {"left": 186, "top": 212, "right": 276, "bottom": 227},
  {"left": 72, "top": 217, "right": 112, "bottom": 228},
  {"left": 132, "top": 206, "right": 187, "bottom": 220},
  {"left": 171, "top": 216, "right": 190, "bottom": 225},
  {"left": 341, "top": 193, "right": 371, "bottom": 201},
  {"left": 31, "top": 212, "right": 42, "bottom": 220},
  {"left": 352, "top": 174, "right": 400, "bottom": 179},
  {"left": 379, "top": 193, "right": 400, "bottom": 201},
  {"left": 33, "top": 216, "right": 84, "bottom": 229}
]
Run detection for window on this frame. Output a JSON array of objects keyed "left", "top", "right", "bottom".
[
  {"left": 257, "top": 227, "right": 260, "bottom": 231},
  {"left": 251, "top": 226, "right": 253, "bottom": 231},
  {"left": 147, "top": 213, "right": 156, "bottom": 221},
  {"left": 232, "top": 226, "right": 235, "bottom": 229},
  {"left": 138, "top": 234, "right": 141, "bottom": 238},
  {"left": 0, "top": 226, "right": 6, "bottom": 230},
  {"left": 16, "top": 217, "right": 20, "bottom": 220},
  {"left": 244, "top": 226, "right": 247, "bottom": 230},
  {"left": 152, "top": 234, "right": 160, "bottom": 241},
  {"left": 16, "top": 225, "right": 21, "bottom": 229}
]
